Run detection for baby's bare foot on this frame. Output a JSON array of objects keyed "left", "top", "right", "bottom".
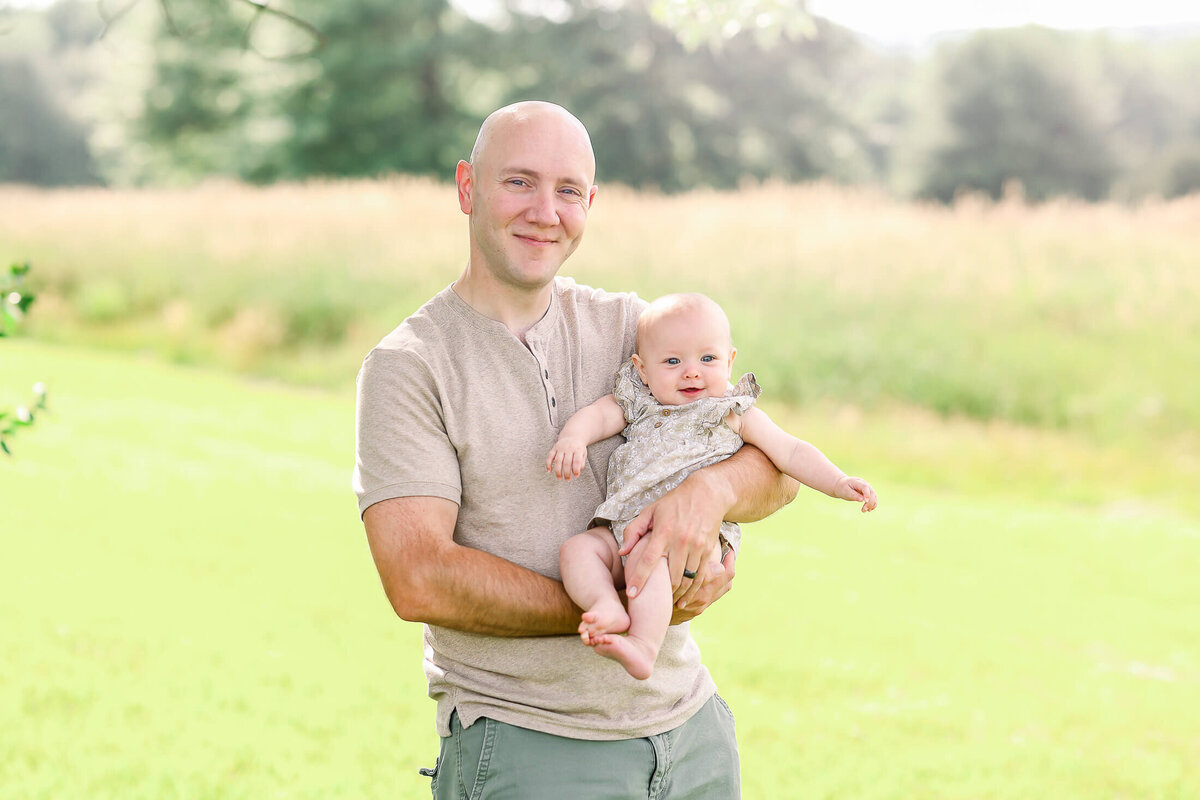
[
  {"left": 579, "top": 598, "right": 630, "bottom": 645},
  {"left": 593, "top": 633, "right": 657, "bottom": 680}
]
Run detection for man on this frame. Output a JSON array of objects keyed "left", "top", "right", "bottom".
[{"left": 354, "top": 101, "right": 796, "bottom": 798}]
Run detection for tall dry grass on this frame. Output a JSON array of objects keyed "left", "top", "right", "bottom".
[{"left": 2, "top": 179, "right": 1197, "bottom": 444}]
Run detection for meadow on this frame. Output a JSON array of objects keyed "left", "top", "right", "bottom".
[{"left": 2, "top": 180, "right": 1198, "bottom": 798}]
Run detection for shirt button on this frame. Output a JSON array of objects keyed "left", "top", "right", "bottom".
[
  {"left": 551, "top": 398, "right": 556, "bottom": 407},
  {"left": 662, "top": 410, "right": 670, "bottom": 416},
  {"left": 654, "top": 421, "right": 662, "bottom": 428},
  {"left": 544, "top": 370, "right": 549, "bottom": 379}
]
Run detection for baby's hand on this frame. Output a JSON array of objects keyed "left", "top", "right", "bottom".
[
  {"left": 546, "top": 437, "right": 589, "bottom": 480},
  {"left": 836, "top": 476, "right": 878, "bottom": 513}
]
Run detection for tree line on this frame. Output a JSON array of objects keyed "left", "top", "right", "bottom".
[{"left": 3, "top": 0, "right": 1200, "bottom": 201}]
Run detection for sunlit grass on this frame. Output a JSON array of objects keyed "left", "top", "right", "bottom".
[{"left": 3, "top": 340, "right": 1197, "bottom": 799}]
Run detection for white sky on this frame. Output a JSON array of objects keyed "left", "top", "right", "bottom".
[
  {"left": 9, "top": 0, "right": 1200, "bottom": 44},
  {"left": 807, "top": 0, "right": 1200, "bottom": 43},
  {"left": 448, "top": 0, "right": 1200, "bottom": 43}
]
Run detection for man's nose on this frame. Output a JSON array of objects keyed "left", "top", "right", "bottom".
[{"left": 525, "top": 189, "right": 559, "bottom": 226}]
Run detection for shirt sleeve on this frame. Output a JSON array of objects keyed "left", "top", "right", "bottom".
[
  {"left": 611, "top": 357, "right": 650, "bottom": 425},
  {"left": 353, "top": 346, "right": 462, "bottom": 516}
]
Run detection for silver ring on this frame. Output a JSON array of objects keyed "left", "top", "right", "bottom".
[{"left": 682, "top": 568, "right": 698, "bottom": 580}]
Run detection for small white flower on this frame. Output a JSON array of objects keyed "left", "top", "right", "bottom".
[
  {"left": 32, "top": 382, "right": 46, "bottom": 396},
  {"left": 5, "top": 292, "right": 20, "bottom": 306},
  {"left": 16, "top": 406, "right": 31, "bottom": 423}
]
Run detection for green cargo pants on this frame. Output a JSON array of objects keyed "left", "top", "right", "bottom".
[{"left": 424, "top": 693, "right": 740, "bottom": 799}]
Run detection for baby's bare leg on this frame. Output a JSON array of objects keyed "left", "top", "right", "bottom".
[
  {"left": 592, "top": 536, "right": 672, "bottom": 680},
  {"left": 560, "top": 527, "right": 630, "bottom": 643}
]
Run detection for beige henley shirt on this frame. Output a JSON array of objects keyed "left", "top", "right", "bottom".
[{"left": 353, "top": 277, "right": 719, "bottom": 740}]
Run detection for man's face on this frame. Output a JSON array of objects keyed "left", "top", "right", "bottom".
[{"left": 459, "top": 110, "right": 597, "bottom": 292}]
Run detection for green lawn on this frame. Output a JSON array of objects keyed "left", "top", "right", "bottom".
[{"left": 2, "top": 340, "right": 1197, "bottom": 799}]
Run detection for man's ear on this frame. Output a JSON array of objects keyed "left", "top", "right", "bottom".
[
  {"left": 587, "top": 184, "right": 598, "bottom": 209},
  {"left": 455, "top": 160, "right": 473, "bottom": 214}
]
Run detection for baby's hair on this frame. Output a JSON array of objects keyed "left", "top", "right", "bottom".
[{"left": 635, "top": 293, "right": 732, "bottom": 354}]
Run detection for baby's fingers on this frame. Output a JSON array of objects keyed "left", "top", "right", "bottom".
[
  {"left": 859, "top": 484, "right": 878, "bottom": 512},
  {"left": 546, "top": 448, "right": 569, "bottom": 480}
]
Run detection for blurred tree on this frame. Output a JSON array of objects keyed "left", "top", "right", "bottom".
[
  {"left": 488, "top": 0, "right": 873, "bottom": 190},
  {"left": 132, "top": 0, "right": 487, "bottom": 182},
  {"left": 647, "top": 0, "right": 814, "bottom": 49},
  {"left": 915, "top": 28, "right": 1117, "bottom": 202},
  {"left": 1162, "top": 142, "right": 1200, "bottom": 198},
  {"left": 274, "top": 0, "right": 482, "bottom": 181},
  {"left": 132, "top": 0, "right": 290, "bottom": 181},
  {"left": 0, "top": 55, "right": 101, "bottom": 185}
]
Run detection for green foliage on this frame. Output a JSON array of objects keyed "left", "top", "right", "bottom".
[
  {"left": 915, "top": 28, "right": 1116, "bottom": 202},
  {"left": 0, "top": 54, "right": 101, "bottom": 186},
  {"left": 8, "top": 1, "right": 1200, "bottom": 199},
  {"left": 647, "top": 0, "right": 817, "bottom": 50},
  {"left": 1, "top": 261, "right": 36, "bottom": 335},
  {"left": 1, "top": 261, "right": 48, "bottom": 455},
  {"left": 114, "top": 0, "right": 880, "bottom": 190},
  {"left": 1163, "top": 142, "right": 1200, "bottom": 198},
  {"left": 483, "top": 3, "right": 874, "bottom": 190},
  {"left": 273, "top": 0, "right": 480, "bottom": 181}
]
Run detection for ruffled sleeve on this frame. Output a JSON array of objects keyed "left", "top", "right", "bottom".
[
  {"left": 727, "top": 372, "right": 761, "bottom": 412},
  {"left": 611, "top": 357, "right": 653, "bottom": 424},
  {"left": 696, "top": 372, "right": 761, "bottom": 430}
]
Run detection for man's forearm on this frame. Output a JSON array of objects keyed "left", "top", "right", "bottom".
[
  {"left": 700, "top": 443, "right": 800, "bottom": 523},
  {"left": 364, "top": 497, "right": 582, "bottom": 637},
  {"left": 410, "top": 541, "right": 583, "bottom": 636}
]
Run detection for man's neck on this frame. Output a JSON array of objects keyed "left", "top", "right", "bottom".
[{"left": 452, "top": 268, "right": 554, "bottom": 344}]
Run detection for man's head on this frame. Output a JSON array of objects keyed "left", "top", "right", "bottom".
[
  {"left": 456, "top": 101, "right": 598, "bottom": 293},
  {"left": 633, "top": 293, "right": 737, "bottom": 406}
]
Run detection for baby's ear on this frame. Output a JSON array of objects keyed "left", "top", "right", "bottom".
[
  {"left": 729, "top": 346, "right": 737, "bottom": 365},
  {"left": 632, "top": 354, "right": 648, "bottom": 381}
]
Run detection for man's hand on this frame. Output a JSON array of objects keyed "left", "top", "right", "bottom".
[
  {"left": 671, "top": 541, "right": 732, "bottom": 617},
  {"left": 620, "top": 468, "right": 733, "bottom": 601},
  {"left": 546, "top": 436, "right": 590, "bottom": 480},
  {"left": 834, "top": 475, "right": 878, "bottom": 513}
]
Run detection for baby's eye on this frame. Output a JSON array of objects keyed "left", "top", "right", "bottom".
[
  {"left": 666, "top": 358, "right": 680, "bottom": 365},
  {"left": 701, "top": 355, "right": 715, "bottom": 363}
]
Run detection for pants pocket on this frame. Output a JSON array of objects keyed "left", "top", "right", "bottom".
[{"left": 418, "top": 756, "right": 439, "bottom": 796}]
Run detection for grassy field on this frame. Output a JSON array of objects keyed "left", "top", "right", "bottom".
[
  {"left": 2, "top": 180, "right": 1198, "bottom": 447},
  {"left": 3, "top": 340, "right": 1197, "bottom": 799},
  {"left": 3, "top": 179, "right": 1198, "bottom": 797}
]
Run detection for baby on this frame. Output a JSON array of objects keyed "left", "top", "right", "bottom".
[{"left": 546, "top": 292, "right": 878, "bottom": 680}]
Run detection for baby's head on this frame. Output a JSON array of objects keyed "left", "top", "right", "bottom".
[{"left": 633, "top": 293, "right": 737, "bottom": 406}]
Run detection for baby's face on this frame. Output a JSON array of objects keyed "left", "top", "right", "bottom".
[{"left": 633, "top": 306, "right": 735, "bottom": 406}]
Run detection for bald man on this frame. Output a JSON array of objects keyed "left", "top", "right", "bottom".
[{"left": 354, "top": 101, "right": 796, "bottom": 799}]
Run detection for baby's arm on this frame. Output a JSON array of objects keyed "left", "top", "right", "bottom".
[
  {"left": 735, "top": 408, "right": 878, "bottom": 512},
  {"left": 546, "top": 394, "right": 627, "bottom": 480}
]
